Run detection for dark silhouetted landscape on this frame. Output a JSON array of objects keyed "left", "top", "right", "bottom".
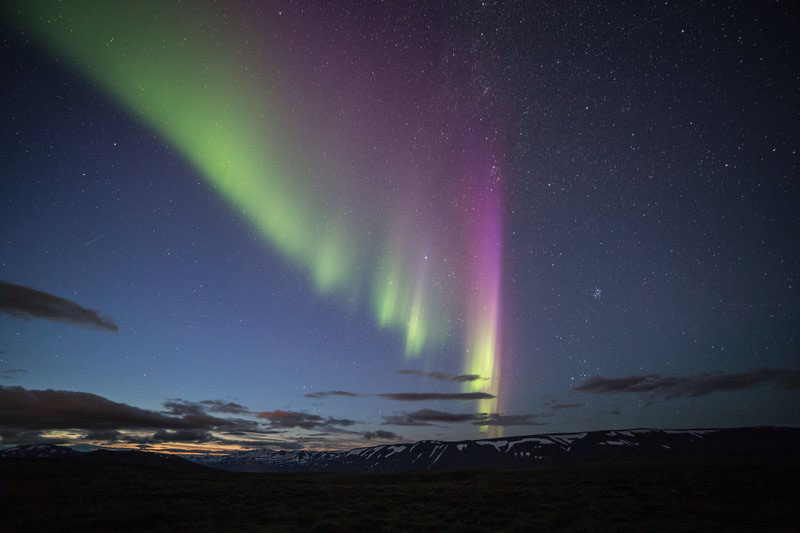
[{"left": 2, "top": 427, "right": 799, "bottom": 531}]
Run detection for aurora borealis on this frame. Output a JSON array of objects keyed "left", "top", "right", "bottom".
[
  {"left": 1, "top": 1, "right": 798, "bottom": 453},
  {"left": 9, "top": 0, "right": 505, "bottom": 407}
]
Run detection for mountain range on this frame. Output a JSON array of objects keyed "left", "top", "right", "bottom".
[
  {"left": 189, "top": 426, "right": 800, "bottom": 472},
  {"left": 0, "top": 443, "right": 208, "bottom": 472},
  {"left": 3, "top": 427, "right": 798, "bottom": 473}
]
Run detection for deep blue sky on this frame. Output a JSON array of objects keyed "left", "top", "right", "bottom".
[{"left": 1, "top": 0, "right": 798, "bottom": 452}]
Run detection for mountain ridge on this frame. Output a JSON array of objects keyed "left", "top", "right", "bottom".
[
  {"left": 192, "top": 426, "right": 800, "bottom": 472},
  {"left": 4, "top": 426, "right": 798, "bottom": 473}
]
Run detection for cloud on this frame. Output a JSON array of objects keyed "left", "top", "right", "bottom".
[
  {"left": 304, "top": 390, "right": 362, "bottom": 399},
  {"left": 256, "top": 410, "right": 356, "bottom": 431},
  {"left": 82, "top": 429, "right": 214, "bottom": 444},
  {"left": 363, "top": 430, "right": 401, "bottom": 440},
  {"left": 381, "top": 416, "right": 433, "bottom": 427},
  {"left": 83, "top": 430, "right": 124, "bottom": 442},
  {"left": 398, "top": 370, "right": 483, "bottom": 383},
  {"left": 476, "top": 414, "right": 547, "bottom": 426},
  {"left": 162, "top": 399, "right": 205, "bottom": 416},
  {"left": 162, "top": 398, "right": 247, "bottom": 419},
  {"left": 0, "top": 388, "right": 373, "bottom": 451},
  {"left": 0, "top": 429, "right": 72, "bottom": 445},
  {"left": 0, "top": 386, "right": 255, "bottom": 439},
  {"left": 0, "top": 280, "right": 118, "bottom": 332},
  {"left": 1, "top": 386, "right": 196, "bottom": 431},
  {"left": 326, "top": 417, "right": 357, "bottom": 427},
  {"left": 150, "top": 429, "right": 214, "bottom": 443},
  {"left": 549, "top": 402, "right": 583, "bottom": 411},
  {"left": 0, "top": 386, "right": 370, "bottom": 451},
  {"left": 383, "top": 409, "right": 481, "bottom": 426},
  {"left": 305, "top": 390, "right": 494, "bottom": 401},
  {"left": 273, "top": 440, "right": 306, "bottom": 450},
  {"left": 222, "top": 429, "right": 283, "bottom": 436},
  {"left": 199, "top": 400, "right": 250, "bottom": 414},
  {"left": 382, "top": 409, "right": 545, "bottom": 427},
  {"left": 378, "top": 392, "right": 495, "bottom": 401},
  {"left": 161, "top": 399, "right": 251, "bottom": 429},
  {"left": 574, "top": 367, "right": 800, "bottom": 399},
  {"left": 1, "top": 368, "right": 27, "bottom": 380}
]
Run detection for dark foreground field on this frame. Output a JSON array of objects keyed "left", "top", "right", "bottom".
[{"left": 2, "top": 459, "right": 799, "bottom": 531}]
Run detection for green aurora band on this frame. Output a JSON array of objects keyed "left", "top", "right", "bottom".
[{"left": 7, "top": 1, "right": 505, "bottom": 428}]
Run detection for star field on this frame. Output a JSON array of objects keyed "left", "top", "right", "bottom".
[{"left": 0, "top": 0, "right": 797, "bottom": 453}]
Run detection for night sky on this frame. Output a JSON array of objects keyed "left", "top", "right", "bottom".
[{"left": 1, "top": 0, "right": 798, "bottom": 454}]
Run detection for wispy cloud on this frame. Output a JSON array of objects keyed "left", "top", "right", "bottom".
[
  {"left": 304, "top": 390, "right": 362, "bottom": 399},
  {"left": 200, "top": 400, "right": 250, "bottom": 414},
  {"left": 0, "top": 429, "right": 72, "bottom": 445},
  {"left": 574, "top": 367, "right": 800, "bottom": 399},
  {"left": 548, "top": 402, "right": 584, "bottom": 411},
  {"left": 382, "top": 409, "right": 545, "bottom": 427},
  {"left": 83, "top": 429, "right": 215, "bottom": 444},
  {"left": 478, "top": 414, "right": 547, "bottom": 426},
  {"left": 256, "top": 410, "right": 357, "bottom": 432},
  {"left": 363, "top": 430, "right": 401, "bottom": 441},
  {"left": 397, "top": 370, "right": 483, "bottom": 383},
  {"left": 378, "top": 392, "right": 495, "bottom": 401},
  {"left": 0, "top": 281, "right": 118, "bottom": 331},
  {"left": 1, "top": 368, "right": 27, "bottom": 380},
  {"left": 305, "top": 390, "right": 495, "bottom": 402},
  {"left": 383, "top": 409, "right": 480, "bottom": 426},
  {"left": 161, "top": 399, "right": 254, "bottom": 429}
]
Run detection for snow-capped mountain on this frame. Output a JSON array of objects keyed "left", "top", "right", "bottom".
[
  {"left": 3, "top": 427, "right": 796, "bottom": 472},
  {"left": 0, "top": 443, "right": 80, "bottom": 458},
  {"left": 0, "top": 444, "right": 207, "bottom": 472},
  {"left": 189, "top": 426, "right": 800, "bottom": 472},
  {"left": 194, "top": 449, "right": 344, "bottom": 472}
]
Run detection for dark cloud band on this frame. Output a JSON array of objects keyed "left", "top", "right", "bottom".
[
  {"left": 0, "top": 387, "right": 258, "bottom": 438},
  {"left": 574, "top": 367, "right": 800, "bottom": 399},
  {"left": 382, "top": 409, "right": 545, "bottom": 427},
  {"left": 397, "top": 370, "right": 483, "bottom": 382},
  {"left": 256, "top": 409, "right": 356, "bottom": 431},
  {"left": 304, "top": 390, "right": 362, "bottom": 399},
  {"left": 378, "top": 392, "right": 495, "bottom": 401},
  {"left": 0, "top": 281, "right": 118, "bottom": 332},
  {"left": 1, "top": 386, "right": 196, "bottom": 431}
]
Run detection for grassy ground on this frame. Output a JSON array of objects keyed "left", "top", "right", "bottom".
[{"left": 2, "top": 460, "right": 798, "bottom": 531}]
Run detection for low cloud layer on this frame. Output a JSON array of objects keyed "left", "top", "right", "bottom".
[
  {"left": 397, "top": 370, "right": 483, "bottom": 383},
  {"left": 1, "top": 386, "right": 203, "bottom": 431},
  {"left": 0, "top": 386, "right": 260, "bottom": 449},
  {"left": 0, "top": 429, "right": 72, "bottom": 445},
  {"left": 0, "top": 281, "right": 118, "bottom": 332},
  {"left": 574, "top": 367, "right": 800, "bottom": 399},
  {"left": 382, "top": 409, "right": 545, "bottom": 427},
  {"left": 83, "top": 429, "right": 214, "bottom": 444},
  {"left": 0, "top": 386, "right": 374, "bottom": 452}
]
